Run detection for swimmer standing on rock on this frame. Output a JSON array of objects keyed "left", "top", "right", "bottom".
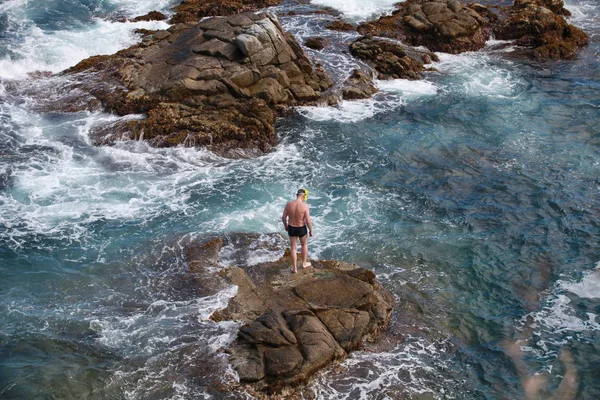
[{"left": 282, "top": 189, "right": 313, "bottom": 273}]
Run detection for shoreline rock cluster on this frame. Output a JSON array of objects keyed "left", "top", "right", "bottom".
[
  {"left": 66, "top": 12, "right": 334, "bottom": 155},
  {"left": 48, "top": 0, "right": 588, "bottom": 155},
  {"left": 184, "top": 233, "right": 394, "bottom": 394},
  {"left": 357, "top": 0, "right": 588, "bottom": 59}
]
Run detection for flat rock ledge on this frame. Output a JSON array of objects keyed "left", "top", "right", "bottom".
[
  {"left": 184, "top": 233, "right": 393, "bottom": 393},
  {"left": 64, "top": 12, "right": 334, "bottom": 155}
]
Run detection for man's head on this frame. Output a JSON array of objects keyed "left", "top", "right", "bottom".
[{"left": 296, "top": 188, "right": 309, "bottom": 201}]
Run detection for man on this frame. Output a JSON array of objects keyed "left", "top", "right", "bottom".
[{"left": 281, "top": 189, "right": 313, "bottom": 273}]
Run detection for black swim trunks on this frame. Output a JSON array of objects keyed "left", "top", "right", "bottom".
[{"left": 288, "top": 225, "right": 308, "bottom": 237}]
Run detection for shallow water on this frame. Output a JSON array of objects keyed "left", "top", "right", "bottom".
[{"left": 1, "top": 0, "right": 600, "bottom": 398}]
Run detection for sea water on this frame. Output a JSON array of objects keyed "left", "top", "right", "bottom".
[{"left": 1, "top": 0, "right": 599, "bottom": 398}]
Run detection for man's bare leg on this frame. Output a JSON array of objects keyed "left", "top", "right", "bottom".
[
  {"left": 300, "top": 235, "right": 311, "bottom": 269},
  {"left": 290, "top": 236, "right": 298, "bottom": 273}
]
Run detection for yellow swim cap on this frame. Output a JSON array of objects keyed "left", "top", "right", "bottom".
[{"left": 297, "top": 188, "right": 309, "bottom": 200}]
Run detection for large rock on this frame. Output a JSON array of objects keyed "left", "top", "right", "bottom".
[
  {"left": 342, "top": 69, "right": 378, "bottom": 100},
  {"left": 64, "top": 13, "right": 334, "bottom": 155},
  {"left": 493, "top": 0, "right": 588, "bottom": 60},
  {"left": 349, "top": 37, "right": 438, "bottom": 80},
  {"left": 358, "top": 0, "right": 494, "bottom": 54},
  {"left": 187, "top": 233, "right": 394, "bottom": 392},
  {"left": 171, "top": 0, "right": 283, "bottom": 24},
  {"left": 355, "top": 0, "right": 588, "bottom": 60}
]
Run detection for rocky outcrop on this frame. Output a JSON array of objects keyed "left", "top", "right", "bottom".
[
  {"left": 304, "top": 37, "right": 329, "bottom": 50},
  {"left": 342, "top": 69, "right": 378, "bottom": 100},
  {"left": 171, "top": 0, "right": 282, "bottom": 24},
  {"left": 65, "top": 13, "right": 334, "bottom": 155},
  {"left": 185, "top": 233, "right": 393, "bottom": 393},
  {"left": 494, "top": 0, "right": 589, "bottom": 60},
  {"left": 356, "top": 0, "right": 588, "bottom": 60},
  {"left": 358, "top": 0, "right": 494, "bottom": 54},
  {"left": 131, "top": 11, "right": 167, "bottom": 22},
  {"left": 325, "top": 20, "right": 356, "bottom": 31},
  {"left": 349, "top": 36, "right": 438, "bottom": 80}
]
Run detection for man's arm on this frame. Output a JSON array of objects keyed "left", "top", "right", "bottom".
[
  {"left": 305, "top": 205, "right": 313, "bottom": 236},
  {"left": 281, "top": 204, "right": 289, "bottom": 231}
]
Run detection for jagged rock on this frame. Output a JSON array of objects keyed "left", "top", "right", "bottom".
[
  {"left": 171, "top": 0, "right": 283, "bottom": 24},
  {"left": 304, "top": 37, "right": 329, "bottom": 50},
  {"left": 355, "top": 0, "right": 587, "bottom": 59},
  {"left": 349, "top": 37, "right": 437, "bottom": 80},
  {"left": 342, "top": 69, "right": 377, "bottom": 100},
  {"left": 131, "top": 11, "right": 167, "bottom": 22},
  {"left": 64, "top": 12, "right": 334, "bottom": 155},
  {"left": 493, "top": 0, "right": 588, "bottom": 60},
  {"left": 325, "top": 20, "right": 356, "bottom": 31},
  {"left": 185, "top": 233, "right": 394, "bottom": 392},
  {"left": 358, "top": 0, "right": 494, "bottom": 54}
]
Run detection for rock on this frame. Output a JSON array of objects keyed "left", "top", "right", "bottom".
[
  {"left": 64, "top": 12, "right": 333, "bottom": 155},
  {"left": 342, "top": 69, "right": 377, "bottom": 100},
  {"left": 493, "top": 0, "right": 588, "bottom": 60},
  {"left": 171, "top": 0, "right": 283, "bottom": 24},
  {"left": 325, "top": 20, "right": 356, "bottom": 31},
  {"left": 131, "top": 11, "right": 167, "bottom": 22},
  {"left": 349, "top": 36, "right": 437, "bottom": 80},
  {"left": 184, "top": 233, "right": 393, "bottom": 392},
  {"left": 304, "top": 37, "right": 329, "bottom": 50},
  {"left": 354, "top": 0, "right": 587, "bottom": 59},
  {"left": 357, "top": 0, "right": 494, "bottom": 54}
]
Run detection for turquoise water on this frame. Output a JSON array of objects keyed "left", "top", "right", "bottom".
[{"left": 1, "top": 0, "right": 600, "bottom": 398}]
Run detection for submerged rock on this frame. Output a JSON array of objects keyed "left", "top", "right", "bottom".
[
  {"left": 184, "top": 233, "right": 393, "bottom": 393},
  {"left": 65, "top": 13, "right": 334, "bottom": 155}
]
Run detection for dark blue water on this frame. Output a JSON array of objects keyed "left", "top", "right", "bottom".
[{"left": 1, "top": 0, "right": 599, "bottom": 398}]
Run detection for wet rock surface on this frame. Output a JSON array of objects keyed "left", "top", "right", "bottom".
[
  {"left": 349, "top": 36, "right": 438, "bottom": 80},
  {"left": 304, "top": 37, "right": 329, "bottom": 50},
  {"left": 170, "top": 0, "right": 283, "bottom": 24},
  {"left": 358, "top": 0, "right": 494, "bottom": 54},
  {"left": 342, "top": 69, "right": 378, "bottom": 100},
  {"left": 356, "top": 0, "right": 588, "bottom": 59},
  {"left": 494, "top": 0, "right": 589, "bottom": 59},
  {"left": 64, "top": 13, "right": 334, "bottom": 155},
  {"left": 184, "top": 233, "right": 393, "bottom": 393}
]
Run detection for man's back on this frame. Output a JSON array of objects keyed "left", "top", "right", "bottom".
[{"left": 285, "top": 199, "right": 308, "bottom": 227}]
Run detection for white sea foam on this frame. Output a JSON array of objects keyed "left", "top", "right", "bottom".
[
  {"left": 309, "top": 0, "right": 400, "bottom": 21},
  {"left": 376, "top": 78, "right": 439, "bottom": 97},
  {"left": 560, "top": 263, "right": 600, "bottom": 299},
  {"left": 306, "top": 335, "right": 461, "bottom": 399},
  {"left": 92, "top": 287, "right": 239, "bottom": 352},
  {"left": 0, "top": 18, "right": 169, "bottom": 80},
  {"left": 518, "top": 265, "right": 600, "bottom": 360},
  {"left": 218, "top": 234, "right": 287, "bottom": 267},
  {"left": 565, "top": 0, "right": 599, "bottom": 30},
  {"left": 109, "top": 0, "right": 178, "bottom": 17},
  {"left": 297, "top": 99, "right": 379, "bottom": 122},
  {"left": 297, "top": 96, "right": 404, "bottom": 123},
  {"left": 432, "top": 52, "right": 525, "bottom": 99}
]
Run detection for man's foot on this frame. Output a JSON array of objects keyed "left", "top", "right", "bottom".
[
  {"left": 302, "top": 262, "right": 312, "bottom": 269},
  {"left": 291, "top": 268, "right": 298, "bottom": 273}
]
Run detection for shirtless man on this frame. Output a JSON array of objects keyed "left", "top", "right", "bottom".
[{"left": 281, "top": 189, "right": 313, "bottom": 273}]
